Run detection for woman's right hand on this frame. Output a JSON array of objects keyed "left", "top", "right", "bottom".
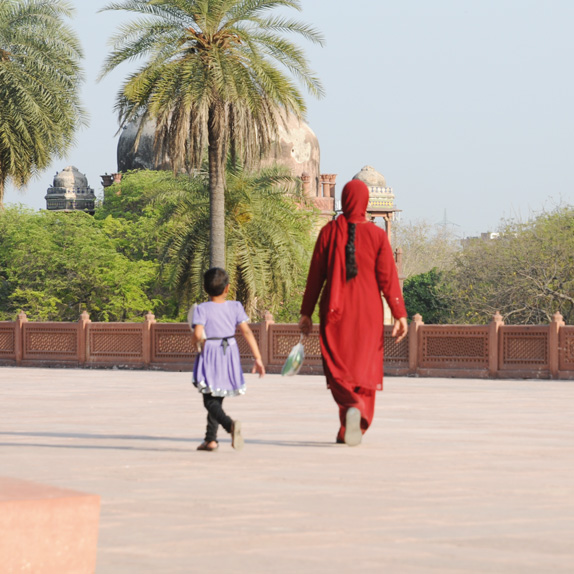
[
  {"left": 392, "top": 317, "right": 408, "bottom": 343},
  {"left": 299, "top": 314, "right": 312, "bottom": 336}
]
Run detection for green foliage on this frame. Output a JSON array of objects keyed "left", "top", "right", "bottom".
[
  {"left": 403, "top": 268, "right": 453, "bottom": 324},
  {"left": 101, "top": 0, "right": 324, "bottom": 266},
  {"left": 0, "top": 207, "right": 158, "bottom": 321},
  {"left": 0, "top": 165, "right": 319, "bottom": 323},
  {"left": 448, "top": 206, "right": 574, "bottom": 324},
  {"left": 0, "top": 0, "right": 86, "bottom": 204},
  {"left": 141, "top": 165, "right": 318, "bottom": 321}
]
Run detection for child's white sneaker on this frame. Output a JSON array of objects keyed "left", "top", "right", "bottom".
[{"left": 231, "top": 420, "right": 244, "bottom": 451}]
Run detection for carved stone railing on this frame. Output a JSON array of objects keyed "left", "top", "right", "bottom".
[{"left": 0, "top": 311, "right": 572, "bottom": 379}]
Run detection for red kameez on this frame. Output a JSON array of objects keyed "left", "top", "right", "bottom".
[{"left": 300, "top": 180, "right": 407, "bottom": 437}]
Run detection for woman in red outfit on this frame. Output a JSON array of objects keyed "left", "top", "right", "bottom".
[{"left": 299, "top": 179, "right": 408, "bottom": 446}]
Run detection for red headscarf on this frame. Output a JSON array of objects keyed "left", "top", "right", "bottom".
[{"left": 326, "top": 180, "right": 370, "bottom": 323}]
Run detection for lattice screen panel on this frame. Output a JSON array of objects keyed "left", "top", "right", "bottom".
[
  {"left": 500, "top": 328, "right": 548, "bottom": 368},
  {"left": 559, "top": 327, "right": 574, "bottom": 371},
  {"left": 232, "top": 324, "right": 261, "bottom": 361},
  {"left": 152, "top": 325, "right": 195, "bottom": 362},
  {"left": 88, "top": 326, "right": 143, "bottom": 360},
  {"left": 269, "top": 325, "right": 322, "bottom": 365},
  {"left": 24, "top": 325, "right": 78, "bottom": 359},
  {"left": 0, "top": 326, "right": 15, "bottom": 356},
  {"left": 420, "top": 327, "right": 488, "bottom": 368},
  {"left": 383, "top": 326, "right": 408, "bottom": 365}
]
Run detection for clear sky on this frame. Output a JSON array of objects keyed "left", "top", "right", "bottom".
[{"left": 5, "top": 0, "right": 574, "bottom": 237}]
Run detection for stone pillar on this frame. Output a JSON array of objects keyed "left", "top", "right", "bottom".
[
  {"left": 549, "top": 311, "right": 565, "bottom": 379},
  {"left": 112, "top": 172, "right": 122, "bottom": 184},
  {"left": 15, "top": 312, "right": 27, "bottom": 366},
  {"left": 300, "top": 173, "right": 311, "bottom": 197},
  {"left": 409, "top": 313, "right": 423, "bottom": 375},
  {"left": 488, "top": 311, "right": 504, "bottom": 378},
  {"left": 320, "top": 174, "right": 330, "bottom": 198},
  {"left": 395, "top": 247, "right": 404, "bottom": 291},
  {"left": 382, "top": 213, "right": 392, "bottom": 242},
  {"left": 143, "top": 312, "right": 156, "bottom": 367},
  {"left": 329, "top": 174, "right": 337, "bottom": 198},
  {"left": 78, "top": 311, "right": 91, "bottom": 366},
  {"left": 260, "top": 311, "right": 275, "bottom": 369}
]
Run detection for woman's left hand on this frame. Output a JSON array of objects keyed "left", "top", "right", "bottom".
[{"left": 392, "top": 317, "right": 408, "bottom": 343}]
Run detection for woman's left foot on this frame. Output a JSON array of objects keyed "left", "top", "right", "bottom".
[
  {"left": 231, "top": 420, "right": 244, "bottom": 451},
  {"left": 344, "top": 408, "right": 362, "bottom": 446}
]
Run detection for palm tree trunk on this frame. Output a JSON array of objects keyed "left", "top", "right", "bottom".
[
  {"left": 208, "top": 100, "right": 227, "bottom": 268},
  {"left": 0, "top": 174, "right": 5, "bottom": 210}
]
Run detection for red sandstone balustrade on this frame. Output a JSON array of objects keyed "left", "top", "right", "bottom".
[
  {"left": 0, "top": 312, "right": 573, "bottom": 379},
  {"left": 0, "top": 477, "right": 100, "bottom": 573}
]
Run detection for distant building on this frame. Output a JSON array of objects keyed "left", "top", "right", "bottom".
[
  {"left": 352, "top": 165, "right": 400, "bottom": 243},
  {"left": 113, "top": 114, "right": 336, "bottom": 220},
  {"left": 45, "top": 166, "right": 96, "bottom": 214}
]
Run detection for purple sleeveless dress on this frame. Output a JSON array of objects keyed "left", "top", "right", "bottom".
[{"left": 191, "top": 301, "right": 249, "bottom": 397}]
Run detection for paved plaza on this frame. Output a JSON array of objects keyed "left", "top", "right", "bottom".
[{"left": 1, "top": 367, "right": 573, "bottom": 573}]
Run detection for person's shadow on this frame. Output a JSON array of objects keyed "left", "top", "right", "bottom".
[{"left": 0, "top": 431, "right": 338, "bottom": 451}]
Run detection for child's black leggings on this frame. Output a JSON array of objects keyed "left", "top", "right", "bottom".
[{"left": 203, "top": 393, "right": 233, "bottom": 443}]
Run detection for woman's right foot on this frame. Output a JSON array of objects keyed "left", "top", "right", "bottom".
[
  {"left": 231, "top": 420, "right": 244, "bottom": 451},
  {"left": 344, "top": 408, "right": 362, "bottom": 446}
]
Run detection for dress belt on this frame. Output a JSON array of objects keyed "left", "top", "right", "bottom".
[{"left": 206, "top": 336, "right": 235, "bottom": 355}]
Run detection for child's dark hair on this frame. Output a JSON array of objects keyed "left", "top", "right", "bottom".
[
  {"left": 346, "top": 223, "right": 358, "bottom": 280},
  {"left": 204, "top": 267, "right": 229, "bottom": 297}
]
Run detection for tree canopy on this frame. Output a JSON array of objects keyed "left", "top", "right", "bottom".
[
  {"left": 0, "top": 0, "right": 86, "bottom": 206},
  {"left": 0, "top": 207, "right": 158, "bottom": 321},
  {"left": 448, "top": 207, "right": 574, "bottom": 324},
  {"left": 100, "top": 0, "right": 324, "bottom": 267},
  {"left": 102, "top": 166, "right": 318, "bottom": 318}
]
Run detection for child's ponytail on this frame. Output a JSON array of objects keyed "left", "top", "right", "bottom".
[{"left": 345, "top": 223, "right": 358, "bottom": 280}]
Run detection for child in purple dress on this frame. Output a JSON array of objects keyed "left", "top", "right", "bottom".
[{"left": 191, "top": 267, "right": 265, "bottom": 452}]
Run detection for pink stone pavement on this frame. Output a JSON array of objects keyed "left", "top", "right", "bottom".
[{"left": 1, "top": 366, "right": 573, "bottom": 573}]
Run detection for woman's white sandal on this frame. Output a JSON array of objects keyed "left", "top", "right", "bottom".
[{"left": 344, "top": 408, "right": 362, "bottom": 446}]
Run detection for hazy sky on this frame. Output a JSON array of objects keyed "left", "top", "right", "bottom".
[{"left": 5, "top": 0, "right": 574, "bottom": 236}]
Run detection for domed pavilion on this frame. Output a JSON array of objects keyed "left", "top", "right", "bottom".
[
  {"left": 114, "top": 114, "right": 335, "bottom": 219},
  {"left": 352, "top": 165, "right": 400, "bottom": 240},
  {"left": 45, "top": 166, "right": 96, "bottom": 214}
]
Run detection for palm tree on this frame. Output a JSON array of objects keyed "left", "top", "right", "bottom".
[
  {"left": 0, "top": 0, "right": 86, "bottom": 206},
  {"left": 100, "top": 0, "right": 324, "bottom": 267},
  {"left": 127, "top": 164, "right": 317, "bottom": 317}
]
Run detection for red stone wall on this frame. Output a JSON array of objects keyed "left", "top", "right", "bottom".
[{"left": 1, "top": 312, "right": 572, "bottom": 379}]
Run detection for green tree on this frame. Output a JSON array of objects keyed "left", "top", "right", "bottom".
[
  {"left": 449, "top": 206, "right": 574, "bottom": 324},
  {"left": 113, "top": 166, "right": 317, "bottom": 319},
  {"left": 403, "top": 268, "right": 453, "bottom": 324},
  {"left": 0, "top": 207, "right": 158, "bottom": 321},
  {"left": 100, "top": 0, "right": 324, "bottom": 267},
  {"left": 0, "top": 0, "right": 86, "bottom": 206}
]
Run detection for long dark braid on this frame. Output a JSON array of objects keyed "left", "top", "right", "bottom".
[{"left": 345, "top": 223, "right": 358, "bottom": 280}]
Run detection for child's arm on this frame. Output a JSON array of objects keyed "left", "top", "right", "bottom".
[
  {"left": 238, "top": 322, "right": 265, "bottom": 378},
  {"left": 191, "top": 324, "right": 205, "bottom": 353}
]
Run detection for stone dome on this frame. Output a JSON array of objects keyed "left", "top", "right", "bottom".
[
  {"left": 353, "top": 165, "right": 387, "bottom": 189},
  {"left": 45, "top": 166, "right": 95, "bottom": 213},
  {"left": 117, "top": 113, "right": 321, "bottom": 195},
  {"left": 260, "top": 114, "right": 321, "bottom": 196},
  {"left": 117, "top": 120, "right": 170, "bottom": 172},
  {"left": 53, "top": 166, "right": 89, "bottom": 190}
]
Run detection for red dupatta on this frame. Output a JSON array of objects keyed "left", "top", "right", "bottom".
[{"left": 326, "top": 180, "right": 370, "bottom": 323}]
